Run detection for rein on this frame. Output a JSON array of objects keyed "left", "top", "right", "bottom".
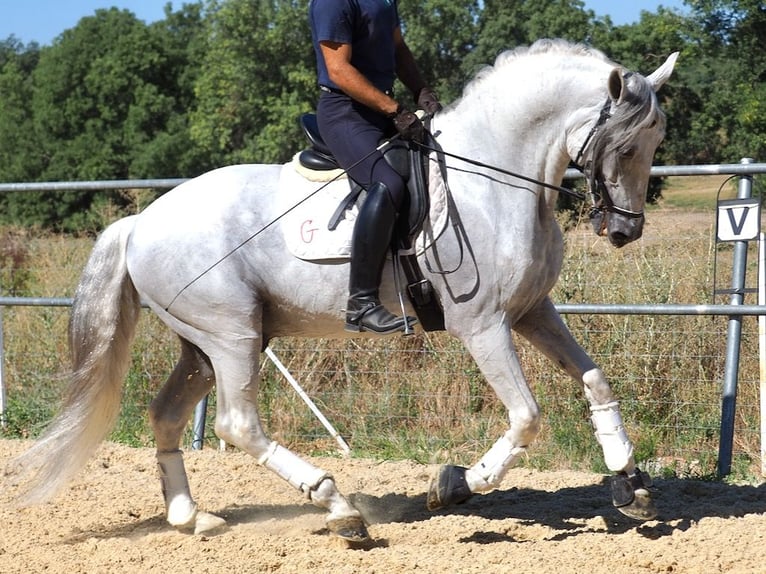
[{"left": 414, "top": 140, "right": 586, "bottom": 201}]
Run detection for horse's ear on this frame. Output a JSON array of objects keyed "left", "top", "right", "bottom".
[
  {"left": 646, "top": 52, "right": 679, "bottom": 92},
  {"left": 607, "top": 68, "right": 625, "bottom": 103}
]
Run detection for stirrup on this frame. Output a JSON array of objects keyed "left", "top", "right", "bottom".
[{"left": 345, "top": 302, "right": 416, "bottom": 334}]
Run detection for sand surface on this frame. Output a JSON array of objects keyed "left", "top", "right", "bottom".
[{"left": 2, "top": 440, "right": 766, "bottom": 573}]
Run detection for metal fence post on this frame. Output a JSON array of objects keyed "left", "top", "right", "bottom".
[
  {"left": 718, "top": 158, "right": 756, "bottom": 476},
  {"left": 759, "top": 232, "right": 766, "bottom": 476},
  {"left": 0, "top": 307, "right": 5, "bottom": 429},
  {"left": 191, "top": 395, "right": 208, "bottom": 450}
]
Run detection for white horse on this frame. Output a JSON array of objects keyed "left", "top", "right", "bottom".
[{"left": 7, "top": 40, "right": 677, "bottom": 541}]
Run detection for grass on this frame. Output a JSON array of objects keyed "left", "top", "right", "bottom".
[
  {"left": 659, "top": 175, "right": 740, "bottom": 210},
  {"left": 1, "top": 175, "right": 764, "bottom": 482}
]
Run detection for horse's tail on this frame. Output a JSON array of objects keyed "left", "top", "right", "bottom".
[{"left": 8, "top": 216, "right": 142, "bottom": 504}]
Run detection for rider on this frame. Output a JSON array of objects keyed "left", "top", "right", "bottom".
[{"left": 308, "top": 0, "right": 442, "bottom": 335}]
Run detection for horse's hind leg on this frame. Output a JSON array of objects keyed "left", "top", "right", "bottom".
[
  {"left": 149, "top": 337, "right": 218, "bottom": 532},
  {"left": 211, "top": 342, "right": 369, "bottom": 541},
  {"left": 513, "top": 297, "right": 656, "bottom": 520}
]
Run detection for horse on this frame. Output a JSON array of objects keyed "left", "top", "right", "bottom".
[{"left": 6, "top": 40, "right": 677, "bottom": 541}]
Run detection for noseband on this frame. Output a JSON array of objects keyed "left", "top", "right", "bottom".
[{"left": 573, "top": 89, "right": 645, "bottom": 233}]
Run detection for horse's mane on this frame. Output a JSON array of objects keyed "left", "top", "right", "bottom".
[
  {"left": 597, "top": 73, "right": 665, "bottom": 159},
  {"left": 461, "top": 39, "right": 613, "bottom": 98},
  {"left": 497, "top": 38, "right": 612, "bottom": 68},
  {"left": 460, "top": 38, "right": 663, "bottom": 159}
]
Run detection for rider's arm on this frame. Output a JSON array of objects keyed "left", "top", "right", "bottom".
[
  {"left": 319, "top": 40, "right": 400, "bottom": 117},
  {"left": 393, "top": 27, "right": 427, "bottom": 102}
]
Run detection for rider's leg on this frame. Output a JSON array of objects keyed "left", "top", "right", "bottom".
[
  {"left": 317, "top": 91, "right": 415, "bottom": 334},
  {"left": 345, "top": 181, "right": 415, "bottom": 333}
]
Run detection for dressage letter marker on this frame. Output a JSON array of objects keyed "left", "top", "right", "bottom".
[{"left": 717, "top": 198, "right": 761, "bottom": 242}]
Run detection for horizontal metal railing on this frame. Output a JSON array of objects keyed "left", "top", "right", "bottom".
[
  {"left": 0, "top": 163, "right": 764, "bottom": 194},
  {"left": 0, "top": 161, "right": 764, "bottom": 461}
]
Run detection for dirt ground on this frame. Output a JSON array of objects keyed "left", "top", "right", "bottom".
[{"left": 2, "top": 440, "right": 766, "bottom": 574}]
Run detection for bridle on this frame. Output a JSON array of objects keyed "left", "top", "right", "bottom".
[{"left": 573, "top": 88, "right": 646, "bottom": 233}]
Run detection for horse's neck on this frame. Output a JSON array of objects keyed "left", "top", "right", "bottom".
[
  {"left": 440, "top": 57, "right": 606, "bottom": 188},
  {"left": 435, "top": 94, "right": 567, "bottom": 195}
]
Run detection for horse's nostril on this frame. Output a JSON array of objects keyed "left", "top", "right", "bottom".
[{"left": 609, "top": 232, "right": 630, "bottom": 248}]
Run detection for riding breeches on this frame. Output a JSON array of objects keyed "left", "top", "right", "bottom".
[{"left": 316, "top": 91, "right": 406, "bottom": 209}]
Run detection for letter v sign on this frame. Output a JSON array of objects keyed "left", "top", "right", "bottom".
[{"left": 717, "top": 198, "right": 761, "bottom": 242}]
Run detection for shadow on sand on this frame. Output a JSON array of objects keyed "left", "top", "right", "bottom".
[{"left": 67, "top": 475, "right": 766, "bottom": 545}]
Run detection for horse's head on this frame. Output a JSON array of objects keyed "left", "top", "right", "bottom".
[{"left": 574, "top": 52, "right": 678, "bottom": 248}]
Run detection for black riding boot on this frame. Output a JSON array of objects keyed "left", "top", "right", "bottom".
[{"left": 345, "top": 182, "right": 416, "bottom": 334}]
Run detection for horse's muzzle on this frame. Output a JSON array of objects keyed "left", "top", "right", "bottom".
[
  {"left": 591, "top": 209, "right": 644, "bottom": 247},
  {"left": 606, "top": 213, "right": 644, "bottom": 247}
]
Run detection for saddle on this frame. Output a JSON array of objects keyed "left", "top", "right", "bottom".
[{"left": 298, "top": 113, "right": 444, "bottom": 331}]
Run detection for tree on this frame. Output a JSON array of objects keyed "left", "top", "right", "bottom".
[
  {"left": 1, "top": 5, "right": 209, "bottom": 230},
  {"left": 0, "top": 39, "right": 41, "bottom": 183},
  {"left": 649, "top": 0, "right": 766, "bottom": 164},
  {"left": 686, "top": 0, "right": 766, "bottom": 161},
  {"left": 130, "top": 2, "right": 210, "bottom": 178},
  {"left": 464, "top": 0, "right": 593, "bottom": 75},
  {"left": 32, "top": 6, "right": 208, "bottom": 182},
  {"left": 398, "top": 0, "right": 481, "bottom": 104},
  {"left": 190, "top": 0, "right": 316, "bottom": 165}
]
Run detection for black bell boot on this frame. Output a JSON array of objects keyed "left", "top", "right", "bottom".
[{"left": 345, "top": 182, "right": 416, "bottom": 334}]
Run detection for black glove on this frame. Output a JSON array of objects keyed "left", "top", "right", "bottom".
[
  {"left": 392, "top": 106, "right": 424, "bottom": 141},
  {"left": 416, "top": 87, "right": 442, "bottom": 116}
]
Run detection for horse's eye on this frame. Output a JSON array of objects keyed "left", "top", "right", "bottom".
[{"left": 620, "top": 148, "right": 636, "bottom": 160}]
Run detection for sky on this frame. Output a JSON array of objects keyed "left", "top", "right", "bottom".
[{"left": 0, "top": 1, "right": 690, "bottom": 47}]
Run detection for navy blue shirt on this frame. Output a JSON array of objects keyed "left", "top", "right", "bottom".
[{"left": 309, "top": 0, "right": 400, "bottom": 93}]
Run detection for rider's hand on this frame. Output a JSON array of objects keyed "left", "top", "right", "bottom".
[
  {"left": 392, "top": 106, "right": 424, "bottom": 141},
  {"left": 416, "top": 87, "right": 442, "bottom": 116}
]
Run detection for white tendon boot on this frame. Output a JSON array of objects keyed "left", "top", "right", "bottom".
[
  {"left": 589, "top": 401, "right": 635, "bottom": 474},
  {"left": 157, "top": 450, "right": 226, "bottom": 534},
  {"left": 591, "top": 401, "right": 656, "bottom": 520},
  {"left": 258, "top": 441, "right": 331, "bottom": 497},
  {"left": 259, "top": 442, "right": 369, "bottom": 541},
  {"left": 465, "top": 434, "right": 527, "bottom": 493},
  {"left": 157, "top": 450, "right": 197, "bottom": 527}
]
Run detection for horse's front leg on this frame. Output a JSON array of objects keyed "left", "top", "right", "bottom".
[
  {"left": 513, "top": 296, "right": 656, "bottom": 520},
  {"left": 428, "top": 314, "right": 541, "bottom": 510}
]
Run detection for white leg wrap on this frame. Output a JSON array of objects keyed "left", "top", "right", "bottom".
[
  {"left": 157, "top": 450, "right": 197, "bottom": 527},
  {"left": 466, "top": 435, "right": 526, "bottom": 493},
  {"left": 258, "top": 442, "right": 330, "bottom": 498},
  {"left": 590, "top": 401, "right": 635, "bottom": 473}
]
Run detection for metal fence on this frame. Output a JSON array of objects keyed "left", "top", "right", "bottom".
[{"left": 1, "top": 161, "right": 765, "bottom": 477}]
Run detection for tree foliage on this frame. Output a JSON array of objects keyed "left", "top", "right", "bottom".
[
  {"left": 0, "top": 0, "right": 763, "bottom": 230},
  {"left": 190, "top": 0, "right": 316, "bottom": 165}
]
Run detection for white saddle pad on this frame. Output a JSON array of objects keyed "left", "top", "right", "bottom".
[{"left": 277, "top": 153, "right": 449, "bottom": 261}]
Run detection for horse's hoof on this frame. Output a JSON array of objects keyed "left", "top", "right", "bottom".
[
  {"left": 617, "top": 489, "right": 657, "bottom": 521},
  {"left": 327, "top": 516, "right": 369, "bottom": 542},
  {"left": 611, "top": 470, "right": 657, "bottom": 521},
  {"left": 427, "top": 464, "right": 473, "bottom": 511},
  {"left": 194, "top": 511, "right": 228, "bottom": 535}
]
